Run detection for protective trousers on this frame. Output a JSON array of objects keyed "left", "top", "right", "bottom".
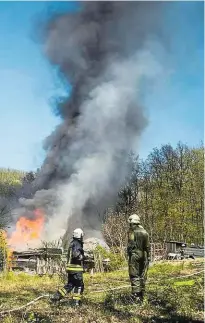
[
  {"left": 58, "top": 272, "right": 84, "bottom": 304},
  {"left": 128, "top": 254, "right": 146, "bottom": 295}
]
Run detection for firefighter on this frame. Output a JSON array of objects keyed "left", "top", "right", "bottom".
[
  {"left": 50, "top": 228, "right": 85, "bottom": 307},
  {"left": 127, "top": 214, "right": 150, "bottom": 303}
]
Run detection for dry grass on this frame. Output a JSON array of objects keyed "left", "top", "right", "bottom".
[{"left": 0, "top": 259, "right": 204, "bottom": 323}]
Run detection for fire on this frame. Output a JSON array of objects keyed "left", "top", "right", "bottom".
[{"left": 8, "top": 209, "right": 45, "bottom": 250}]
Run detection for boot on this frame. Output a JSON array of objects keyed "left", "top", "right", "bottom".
[
  {"left": 50, "top": 291, "right": 62, "bottom": 304},
  {"left": 72, "top": 299, "right": 82, "bottom": 307},
  {"left": 138, "top": 291, "right": 144, "bottom": 304},
  {"left": 131, "top": 292, "right": 142, "bottom": 304}
]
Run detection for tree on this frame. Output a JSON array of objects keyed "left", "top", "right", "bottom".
[
  {"left": 23, "top": 171, "right": 36, "bottom": 183},
  {"left": 0, "top": 168, "right": 24, "bottom": 230},
  {"left": 103, "top": 209, "right": 128, "bottom": 257},
  {"left": 104, "top": 143, "right": 204, "bottom": 246}
]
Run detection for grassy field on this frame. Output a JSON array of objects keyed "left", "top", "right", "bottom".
[{"left": 0, "top": 259, "right": 204, "bottom": 323}]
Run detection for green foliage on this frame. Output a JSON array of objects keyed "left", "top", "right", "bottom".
[
  {"left": 110, "top": 142, "right": 204, "bottom": 245},
  {"left": 0, "top": 169, "right": 24, "bottom": 230},
  {"left": 173, "top": 280, "right": 195, "bottom": 286},
  {"left": 0, "top": 230, "right": 7, "bottom": 270},
  {"left": 0, "top": 168, "right": 24, "bottom": 194},
  {"left": 149, "top": 262, "right": 182, "bottom": 277},
  {"left": 0, "top": 230, "right": 14, "bottom": 272},
  {"left": 148, "top": 281, "right": 204, "bottom": 320},
  {"left": 95, "top": 245, "right": 127, "bottom": 271},
  {"left": 0, "top": 169, "right": 31, "bottom": 230}
]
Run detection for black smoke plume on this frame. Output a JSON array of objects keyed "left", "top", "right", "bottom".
[{"left": 19, "top": 2, "right": 166, "bottom": 243}]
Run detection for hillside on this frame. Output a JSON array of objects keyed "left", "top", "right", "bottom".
[{"left": 0, "top": 168, "right": 24, "bottom": 194}]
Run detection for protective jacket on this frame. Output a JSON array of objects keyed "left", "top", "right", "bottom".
[
  {"left": 66, "top": 238, "right": 84, "bottom": 273},
  {"left": 127, "top": 224, "right": 150, "bottom": 297},
  {"left": 127, "top": 225, "right": 150, "bottom": 260}
]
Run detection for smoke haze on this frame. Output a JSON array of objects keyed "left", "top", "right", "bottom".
[{"left": 19, "top": 2, "right": 166, "bottom": 243}]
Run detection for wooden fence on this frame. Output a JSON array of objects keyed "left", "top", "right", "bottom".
[{"left": 150, "top": 243, "right": 167, "bottom": 262}]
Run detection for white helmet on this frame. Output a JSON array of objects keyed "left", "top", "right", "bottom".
[
  {"left": 128, "top": 214, "right": 140, "bottom": 224},
  {"left": 73, "top": 228, "right": 84, "bottom": 239}
]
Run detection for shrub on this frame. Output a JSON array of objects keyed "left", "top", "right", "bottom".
[
  {"left": 0, "top": 230, "right": 8, "bottom": 271},
  {"left": 95, "top": 245, "right": 127, "bottom": 271}
]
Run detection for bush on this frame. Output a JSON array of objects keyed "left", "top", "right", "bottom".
[
  {"left": 0, "top": 230, "right": 9, "bottom": 271},
  {"left": 95, "top": 245, "right": 127, "bottom": 271}
]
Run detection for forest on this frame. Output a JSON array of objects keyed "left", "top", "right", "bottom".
[{"left": 105, "top": 142, "right": 204, "bottom": 249}]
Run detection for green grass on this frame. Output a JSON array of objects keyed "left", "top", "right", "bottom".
[
  {"left": 173, "top": 280, "right": 195, "bottom": 286},
  {"left": 0, "top": 259, "right": 204, "bottom": 323}
]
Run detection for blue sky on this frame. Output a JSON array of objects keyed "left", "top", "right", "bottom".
[{"left": 0, "top": 1, "right": 203, "bottom": 171}]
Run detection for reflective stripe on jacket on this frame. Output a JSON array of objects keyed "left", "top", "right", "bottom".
[{"left": 66, "top": 264, "right": 84, "bottom": 272}]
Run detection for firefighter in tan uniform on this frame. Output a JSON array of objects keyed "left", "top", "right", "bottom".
[
  {"left": 127, "top": 214, "right": 150, "bottom": 303},
  {"left": 51, "top": 228, "right": 84, "bottom": 307}
]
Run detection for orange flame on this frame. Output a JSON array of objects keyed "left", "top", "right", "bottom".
[{"left": 8, "top": 209, "right": 45, "bottom": 250}]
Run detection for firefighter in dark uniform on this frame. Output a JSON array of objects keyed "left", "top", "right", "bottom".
[
  {"left": 127, "top": 214, "right": 150, "bottom": 303},
  {"left": 51, "top": 228, "right": 84, "bottom": 307}
]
